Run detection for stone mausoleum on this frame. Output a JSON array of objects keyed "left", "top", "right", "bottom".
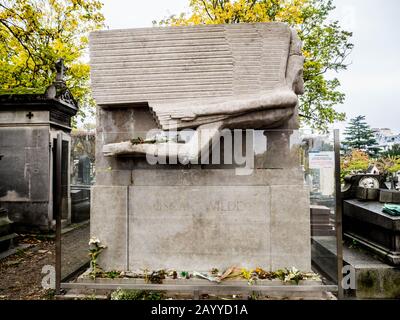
[
  {"left": 0, "top": 61, "right": 78, "bottom": 232},
  {"left": 89, "top": 23, "right": 311, "bottom": 272}
]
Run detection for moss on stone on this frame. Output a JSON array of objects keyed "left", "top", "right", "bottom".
[{"left": 0, "top": 87, "right": 46, "bottom": 95}]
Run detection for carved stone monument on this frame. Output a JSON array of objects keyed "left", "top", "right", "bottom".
[{"left": 89, "top": 23, "right": 311, "bottom": 272}]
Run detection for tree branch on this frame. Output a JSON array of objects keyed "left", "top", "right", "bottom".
[
  {"left": 201, "top": 0, "right": 214, "bottom": 21},
  {"left": 0, "top": 20, "right": 37, "bottom": 71}
]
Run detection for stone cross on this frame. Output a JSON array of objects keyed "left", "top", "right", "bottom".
[{"left": 55, "top": 59, "right": 67, "bottom": 82}]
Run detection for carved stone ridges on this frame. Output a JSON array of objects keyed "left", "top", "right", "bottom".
[{"left": 89, "top": 23, "right": 297, "bottom": 106}]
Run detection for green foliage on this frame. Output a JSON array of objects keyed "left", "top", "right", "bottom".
[
  {"left": 104, "top": 270, "right": 122, "bottom": 279},
  {"left": 111, "top": 289, "right": 165, "bottom": 300},
  {"left": 283, "top": 267, "right": 304, "bottom": 285},
  {"left": 349, "top": 239, "right": 360, "bottom": 250},
  {"left": 0, "top": 0, "right": 105, "bottom": 125},
  {"left": 0, "top": 87, "right": 46, "bottom": 94},
  {"left": 390, "top": 163, "right": 400, "bottom": 174},
  {"left": 248, "top": 292, "right": 260, "bottom": 300},
  {"left": 241, "top": 267, "right": 314, "bottom": 284},
  {"left": 71, "top": 129, "right": 95, "bottom": 164},
  {"left": 156, "top": 0, "right": 353, "bottom": 130},
  {"left": 82, "top": 294, "right": 98, "bottom": 300},
  {"left": 88, "top": 237, "right": 106, "bottom": 279},
  {"left": 299, "top": 0, "right": 352, "bottom": 129},
  {"left": 273, "top": 268, "right": 304, "bottom": 284},
  {"left": 343, "top": 115, "right": 380, "bottom": 156},
  {"left": 341, "top": 149, "right": 370, "bottom": 179},
  {"left": 42, "top": 289, "right": 56, "bottom": 300},
  {"left": 381, "top": 144, "right": 400, "bottom": 158},
  {"left": 376, "top": 156, "right": 400, "bottom": 174},
  {"left": 341, "top": 149, "right": 400, "bottom": 179},
  {"left": 15, "top": 247, "right": 27, "bottom": 257},
  {"left": 274, "top": 269, "right": 286, "bottom": 281},
  {"left": 145, "top": 270, "right": 167, "bottom": 284}
]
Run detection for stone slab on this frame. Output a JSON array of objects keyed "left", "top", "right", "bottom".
[
  {"left": 380, "top": 189, "right": 400, "bottom": 204},
  {"left": 0, "top": 243, "right": 31, "bottom": 260},
  {"left": 270, "top": 186, "right": 311, "bottom": 271},
  {"left": 91, "top": 186, "right": 128, "bottom": 270},
  {"left": 131, "top": 168, "right": 304, "bottom": 186},
  {"left": 344, "top": 200, "right": 400, "bottom": 230},
  {"left": 91, "top": 180, "right": 311, "bottom": 272},
  {"left": 128, "top": 186, "right": 271, "bottom": 271}
]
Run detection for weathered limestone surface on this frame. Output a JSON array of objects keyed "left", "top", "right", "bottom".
[
  {"left": 91, "top": 169, "right": 311, "bottom": 272},
  {"left": 89, "top": 23, "right": 302, "bottom": 106},
  {"left": 89, "top": 23, "right": 311, "bottom": 272},
  {"left": 129, "top": 186, "right": 271, "bottom": 270},
  {"left": 90, "top": 23, "right": 304, "bottom": 158},
  {"left": 91, "top": 186, "right": 128, "bottom": 270},
  {"left": 270, "top": 186, "right": 311, "bottom": 270}
]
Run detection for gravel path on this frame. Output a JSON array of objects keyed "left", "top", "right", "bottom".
[{"left": 0, "top": 223, "right": 90, "bottom": 300}]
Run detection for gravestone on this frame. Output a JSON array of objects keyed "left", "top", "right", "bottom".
[
  {"left": 78, "top": 155, "right": 91, "bottom": 185},
  {"left": 89, "top": 23, "right": 311, "bottom": 272},
  {"left": 70, "top": 155, "right": 92, "bottom": 222},
  {"left": 343, "top": 175, "right": 400, "bottom": 265}
]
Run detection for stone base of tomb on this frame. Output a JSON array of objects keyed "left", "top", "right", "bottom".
[
  {"left": 57, "top": 267, "right": 336, "bottom": 300},
  {"left": 312, "top": 236, "right": 400, "bottom": 299},
  {"left": 90, "top": 168, "right": 311, "bottom": 272},
  {"left": 61, "top": 272, "right": 336, "bottom": 300}
]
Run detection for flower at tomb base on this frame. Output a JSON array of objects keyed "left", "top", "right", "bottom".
[{"left": 88, "top": 236, "right": 106, "bottom": 250}]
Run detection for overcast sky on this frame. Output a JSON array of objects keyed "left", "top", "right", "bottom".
[{"left": 100, "top": 0, "right": 400, "bottom": 133}]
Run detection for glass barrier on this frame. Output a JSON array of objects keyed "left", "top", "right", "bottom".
[
  {"left": 301, "top": 130, "right": 339, "bottom": 286},
  {"left": 60, "top": 131, "right": 93, "bottom": 282},
  {"left": 59, "top": 128, "right": 341, "bottom": 298}
]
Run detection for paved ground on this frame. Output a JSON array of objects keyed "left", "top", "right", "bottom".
[
  {"left": 0, "top": 223, "right": 89, "bottom": 300},
  {"left": 61, "top": 223, "right": 90, "bottom": 280},
  {"left": 0, "top": 223, "right": 336, "bottom": 300}
]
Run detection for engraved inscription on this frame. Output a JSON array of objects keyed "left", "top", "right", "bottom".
[{"left": 207, "top": 200, "right": 244, "bottom": 212}]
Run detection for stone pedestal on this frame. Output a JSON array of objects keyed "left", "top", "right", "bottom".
[{"left": 91, "top": 168, "right": 311, "bottom": 272}]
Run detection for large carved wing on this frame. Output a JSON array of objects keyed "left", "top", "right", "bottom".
[{"left": 90, "top": 23, "right": 303, "bottom": 130}]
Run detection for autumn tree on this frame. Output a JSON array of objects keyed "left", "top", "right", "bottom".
[
  {"left": 340, "top": 149, "right": 370, "bottom": 178},
  {"left": 342, "top": 115, "right": 380, "bottom": 156},
  {"left": 0, "top": 0, "right": 104, "bottom": 124},
  {"left": 155, "top": 0, "right": 353, "bottom": 130}
]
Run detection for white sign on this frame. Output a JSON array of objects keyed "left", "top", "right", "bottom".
[
  {"left": 309, "top": 152, "right": 335, "bottom": 196},
  {"left": 309, "top": 152, "right": 335, "bottom": 169}
]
